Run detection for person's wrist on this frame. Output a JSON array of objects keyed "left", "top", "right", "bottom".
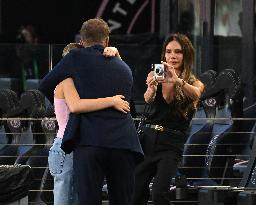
[
  {"left": 115, "top": 49, "right": 122, "bottom": 60},
  {"left": 147, "top": 87, "right": 156, "bottom": 100},
  {"left": 109, "top": 96, "right": 115, "bottom": 107},
  {"left": 147, "top": 87, "right": 156, "bottom": 95},
  {"left": 181, "top": 79, "right": 186, "bottom": 87},
  {"left": 177, "top": 78, "right": 186, "bottom": 87}
]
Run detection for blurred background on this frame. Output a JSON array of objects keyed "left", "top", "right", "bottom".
[{"left": 0, "top": 0, "right": 255, "bottom": 105}]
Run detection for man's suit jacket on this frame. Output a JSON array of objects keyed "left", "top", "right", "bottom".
[{"left": 38, "top": 45, "right": 143, "bottom": 160}]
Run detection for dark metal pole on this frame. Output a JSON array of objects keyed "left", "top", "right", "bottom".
[
  {"left": 171, "top": 0, "right": 178, "bottom": 33},
  {"left": 0, "top": 0, "right": 2, "bottom": 34},
  {"left": 199, "top": 0, "right": 215, "bottom": 74},
  {"left": 159, "top": 0, "right": 170, "bottom": 38},
  {"left": 241, "top": 0, "right": 255, "bottom": 106}
]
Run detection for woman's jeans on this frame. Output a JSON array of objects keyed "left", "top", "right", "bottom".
[{"left": 48, "top": 137, "right": 78, "bottom": 205}]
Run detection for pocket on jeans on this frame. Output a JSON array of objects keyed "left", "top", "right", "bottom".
[{"left": 48, "top": 149, "right": 66, "bottom": 176}]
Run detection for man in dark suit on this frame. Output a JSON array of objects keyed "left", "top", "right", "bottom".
[{"left": 38, "top": 18, "right": 143, "bottom": 205}]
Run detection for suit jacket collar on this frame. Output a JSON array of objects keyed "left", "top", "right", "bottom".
[{"left": 88, "top": 44, "right": 104, "bottom": 53}]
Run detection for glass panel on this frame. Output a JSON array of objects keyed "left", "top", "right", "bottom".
[
  {"left": 0, "top": 43, "right": 49, "bottom": 95},
  {"left": 177, "top": 0, "right": 201, "bottom": 75},
  {"left": 213, "top": 0, "right": 242, "bottom": 75},
  {"left": 51, "top": 44, "right": 66, "bottom": 70},
  {"left": 214, "top": 0, "right": 242, "bottom": 36},
  {"left": 177, "top": 0, "right": 201, "bottom": 37},
  {"left": 116, "top": 44, "right": 161, "bottom": 102}
]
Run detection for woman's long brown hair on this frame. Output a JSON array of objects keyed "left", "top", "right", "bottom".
[
  {"left": 161, "top": 33, "right": 197, "bottom": 119},
  {"left": 161, "top": 33, "right": 195, "bottom": 82}
]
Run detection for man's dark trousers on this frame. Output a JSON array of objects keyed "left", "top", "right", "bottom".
[{"left": 74, "top": 146, "right": 136, "bottom": 205}]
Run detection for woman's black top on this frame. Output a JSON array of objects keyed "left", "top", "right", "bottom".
[{"left": 145, "top": 78, "right": 197, "bottom": 152}]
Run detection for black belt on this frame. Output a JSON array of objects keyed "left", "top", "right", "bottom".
[
  {"left": 145, "top": 124, "right": 165, "bottom": 131},
  {"left": 144, "top": 124, "right": 185, "bottom": 136}
]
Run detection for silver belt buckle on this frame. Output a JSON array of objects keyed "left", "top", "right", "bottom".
[{"left": 154, "top": 125, "right": 163, "bottom": 131}]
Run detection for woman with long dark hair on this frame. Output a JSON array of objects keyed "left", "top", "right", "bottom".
[{"left": 132, "top": 33, "right": 205, "bottom": 205}]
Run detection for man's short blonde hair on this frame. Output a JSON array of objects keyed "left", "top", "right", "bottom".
[
  {"left": 80, "top": 18, "right": 110, "bottom": 44},
  {"left": 62, "top": 43, "right": 83, "bottom": 57}
]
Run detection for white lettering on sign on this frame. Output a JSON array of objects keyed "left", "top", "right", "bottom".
[
  {"left": 113, "top": 2, "right": 127, "bottom": 16},
  {"left": 97, "top": 0, "right": 149, "bottom": 32},
  {"left": 108, "top": 19, "right": 122, "bottom": 32},
  {"left": 126, "top": 0, "right": 137, "bottom": 5}
]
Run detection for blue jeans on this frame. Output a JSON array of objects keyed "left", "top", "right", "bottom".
[{"left": 48, "top": 137, "right": 78, "bottom": 205}]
